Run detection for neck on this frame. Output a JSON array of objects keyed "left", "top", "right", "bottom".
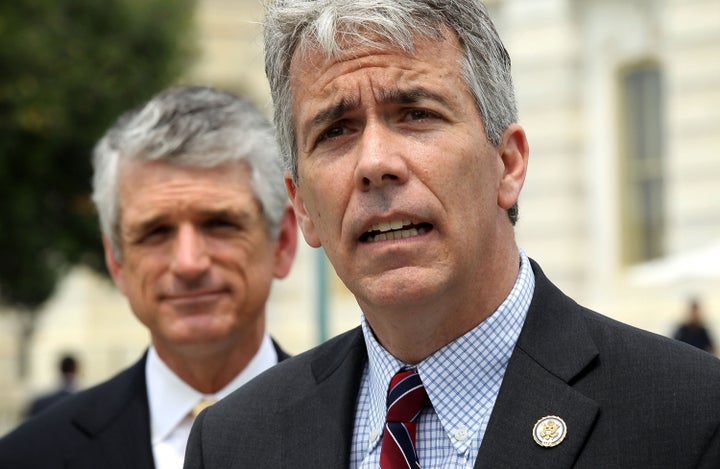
[
  {"left": 152, "top": 329, "right": 265, "bottom": 394},
  {"left": 363, "top": 243, "right": 521, "bottom": 364}
]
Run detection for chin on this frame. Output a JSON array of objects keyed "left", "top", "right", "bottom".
[
  {"left": 358, "top": 269, "right": 441, "bottom": 304},
  {"left": 168, "top": 322, "right": 231, "bottom": 345},
  {"left": 359, "top": 286, "right": 432, "bottom": 312}
]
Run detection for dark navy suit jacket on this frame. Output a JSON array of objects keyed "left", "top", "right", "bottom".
[
  {"left": 0, "top": 341, "right": 289, "bottom": 469},
  {"left": 185, "top": 260, "right": 720, "bottom": 468}
]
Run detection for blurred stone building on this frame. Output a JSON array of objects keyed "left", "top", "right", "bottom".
[{"left": 1, "top": 0, "right": 718, "bottom": 435}]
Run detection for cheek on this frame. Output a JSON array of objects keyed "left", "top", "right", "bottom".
[
  {"left": 417, "top": 145, "right": 474, "bottom": 189},
  {"left": 301, "top": 174, "right": 346, "bottom": 231},
  {"left": 219, "top": 238, "right": 273, "bottom": 275},
  {"left": 430, "top": 149, "right": 497, "bottom": 217},
  {"left": 122, "top": 255, "right": 161, "bottom": 295}
]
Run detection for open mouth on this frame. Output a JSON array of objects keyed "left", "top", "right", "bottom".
[{"left": 360, "top": 219, "right": 433, "bottom": 243}]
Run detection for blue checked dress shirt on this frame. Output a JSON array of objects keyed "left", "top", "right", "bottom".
[{"left": 350, "top": 250, "right": 535, "bottom": 469}]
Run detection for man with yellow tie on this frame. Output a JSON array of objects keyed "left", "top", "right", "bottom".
[{"left": 0, "top": 85, "right": 298, "bottom": 469}]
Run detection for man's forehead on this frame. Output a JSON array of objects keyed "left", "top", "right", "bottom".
[
  {"left": 116, "top": 162, "right": 257, "bottom": 217},
  {"left": 288, "top": 29, "right": 463, "bottom": 98},
  {"left": 118, "top": 197, "right": 261, "bottom": 240},
  {"left": 290, "top": 22, "right": 457, "bottom": 65},
  {"left": 292, "top": 41, "right": 464, "bottom": 131},
  {"left": 306, "top": 86, "right": 449, "bottom": 127}
]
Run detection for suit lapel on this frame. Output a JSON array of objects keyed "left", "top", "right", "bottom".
[
  {"left": 474, "top": 348, "right": 599, "bottom": 467},
  {"left": 277, "top": 262, "right": 600, "bottom": 467},
  {"left": 67, "top": 354, "right": 155, "bottom": 469},
  {"left": 272, "top": 337, "right": 292, "bottom": 362},
  {"left": 280, "top": 328, "right": 367, "bottom": 468},
  {"left": 475, "top": 260, "right": 600, "bottom": 467}
]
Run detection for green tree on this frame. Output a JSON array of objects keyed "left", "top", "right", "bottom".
[{"left": 0, "top": 0, "right": 197, "bottom": 375}]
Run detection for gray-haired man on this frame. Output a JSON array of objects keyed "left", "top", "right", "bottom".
[
  {"left": 0, "top": 85, "right": 298, "bottom": 469},
  {"left": 185, "top": 1, "right": 720, "bottom": 467}
]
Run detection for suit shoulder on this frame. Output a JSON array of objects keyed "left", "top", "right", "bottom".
[
  {"left": 580, "top": 306, "right": 720, "bottom": 389},
  {"left": 0, "top": 356, "right": 147, "bottom": 465},
  {"left": 211, "top": 327, "right": 365, "bottom": 409},
  {"left": 529, "top": 261, "right": 720, "bottom": 384},
  {"left": 584, "top": 306, "right": 719, "bottom": 360}
]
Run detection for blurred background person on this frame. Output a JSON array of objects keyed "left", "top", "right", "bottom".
[
  {"left": 25, "top": 353, "right": 80, "bottom": 418},
  {"left": 674, "top": 297, "right": 715, "bottom": 355},
  {"left": 0, "top": 85, "right": 298, "bottom": 469}
]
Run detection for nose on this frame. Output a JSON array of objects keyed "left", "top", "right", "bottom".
[
  {"left": 354, "top": 121, "right": 409, "bottom": 191},
  {"left": 170, "top": 225, "right": 210, "bottom": 280}
]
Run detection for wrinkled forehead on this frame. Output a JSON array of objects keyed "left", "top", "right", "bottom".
[
  {"left": 292, "top": 17, "right": 451, "bottom": 65},
  {"left": 290, "top": 24, "right": 461, "bottom": 89}
]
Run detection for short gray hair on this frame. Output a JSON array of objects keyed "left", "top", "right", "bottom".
[
  {"left": 263, "top": 0, "right": 519, "bottom": 222},
  {"left": 91, "top": 85, "right": 286, "bottom": 259}
]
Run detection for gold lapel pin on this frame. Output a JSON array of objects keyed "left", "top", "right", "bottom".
[{"left": 532, "top": 415, "right": 567, "bottom": 447}]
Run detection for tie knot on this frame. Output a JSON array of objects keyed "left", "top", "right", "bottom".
[
  {"left": 385, "top": 369, "right": 429, "bottom": 423},
  {"left": 191, "top": 398, "right": 218, "bottom": 418}
]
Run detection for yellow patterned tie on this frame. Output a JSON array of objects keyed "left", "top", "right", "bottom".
[{"left": 191, "top": 399, "right": 217, "bottom": 418}]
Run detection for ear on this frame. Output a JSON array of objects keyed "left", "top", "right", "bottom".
[
  {"left": 102, "top": 234, "right": 127, "bottom": 295},
  {"left": 285, "top": 174, "right": 322, "bottom": 248},
  {"left": 272, "top": 203, "right": 299, "bottom": 279},
  {"left": 497, "top": 124, "right": 529, "bottom": 210}
]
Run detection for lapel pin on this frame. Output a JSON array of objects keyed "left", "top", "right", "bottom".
[{"left": 533, "top": 415, "right": 567, "bottom": 448}]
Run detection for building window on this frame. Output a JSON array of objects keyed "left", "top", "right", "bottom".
[{"left": 619, "top": 63, "right": 665, "bottom": 264}]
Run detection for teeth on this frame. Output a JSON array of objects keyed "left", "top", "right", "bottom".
[
  {"left": 369, "top": 219, "right": 412, "bottom": 233},
  {"left": 365, "top": 221, "right": 429, "bottom": 243}
]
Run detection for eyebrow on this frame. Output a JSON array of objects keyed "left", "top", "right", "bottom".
[
  {"left": 124, "top": 207, "right": 254, "bottom": 238},
  {"left": 306, "top": 96, "right": 360, "bottom": 138},
  {"left": 304, "top": 87, "right": 450, "bottom": 142},
  {"left": 122, "top": 214, "right": 167, "bottom": 241},
  {"left": 377, "top": 87, "right": 450, "bottom": 108}
]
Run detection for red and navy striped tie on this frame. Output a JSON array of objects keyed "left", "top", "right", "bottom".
[{"left": 380, "top": 369, "right": 429, "bottom": 468}]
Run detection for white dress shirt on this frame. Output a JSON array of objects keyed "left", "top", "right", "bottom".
[
  {"left": 350, "top": 250, "right": 535, "bottom": 468},
  {"left": 146, "top": 334, "right": 279, "bottom": 469}
]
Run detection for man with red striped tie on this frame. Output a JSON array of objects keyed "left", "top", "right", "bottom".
[{"left": 185, "top": 1, "right": 720, "bottom": 467}]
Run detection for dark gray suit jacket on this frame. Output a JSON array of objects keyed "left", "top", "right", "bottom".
[
  {"left": 0, "top": 341, "right": 289, "bottom": 469},
  {"left": 185, "top": 261, "right": 720, "bottom": 468}
]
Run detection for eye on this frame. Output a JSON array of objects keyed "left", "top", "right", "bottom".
[
  {"left": 316, "top": 122, "right": 347, "bottom": 144},
  {"left": 405, "top": 108, "right": 440, "bottom": 121},
  {"left": 205, "top": 217, "right": 239, "bottom": 231},
  {"left": 137, "top": 225, "right": 172, "bottom": 244}
]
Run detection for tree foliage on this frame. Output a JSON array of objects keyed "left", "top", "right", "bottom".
[{"left": 0, "top": 0, "right": 197, "bottom": 309}]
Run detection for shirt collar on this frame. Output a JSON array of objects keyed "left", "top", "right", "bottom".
[
  {"left": 146, "top": 333, "right": 278, "bottom": 444},
  {"left": 361, "top": 249, "right": 535, "bottom": 454}
]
